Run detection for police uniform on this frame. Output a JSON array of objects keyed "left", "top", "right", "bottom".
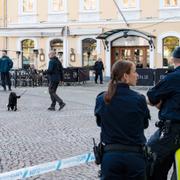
[
  {"left": 147, "top": 47, "right": 180, "bottom": 180},
  {"left": 95, "top": 83, "right": 150, "bottom": 180}
]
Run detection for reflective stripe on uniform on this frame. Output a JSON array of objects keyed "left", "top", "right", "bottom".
[{"left": 175, "top": 148, "right": 180, "bottom": 180}]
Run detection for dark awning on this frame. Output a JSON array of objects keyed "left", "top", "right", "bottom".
[
  {"left": 96, "top": 28, "right": 155, "bottom": 40},
  {"left": 96, "top": 28, "right": 156, "bottom": 50}
]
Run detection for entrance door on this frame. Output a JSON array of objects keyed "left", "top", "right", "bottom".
[{"left": 111, "top": 46, "right": 149, "bottom": 68}]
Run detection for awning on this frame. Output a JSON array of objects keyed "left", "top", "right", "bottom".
[{"left": 96, "top": 28, "right": 156, "bottom": 50}]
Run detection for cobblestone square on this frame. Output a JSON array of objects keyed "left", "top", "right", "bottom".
[{"left": 0, "top": 83, "right": 172, "bottom": 180}]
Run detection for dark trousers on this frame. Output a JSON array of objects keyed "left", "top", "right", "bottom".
[
  {"left": 95, "top": 72, "right": 103, "bottom": 83},
  {"left": 101, "top": 152, "right": 146, "bottom": 180},
  {"left": 147, "top": 125, "right": 180, "bottom": 180},
  {"left": 1, "top": 72, "right": 11, "bottom": 90},
  {"left": 48, "top": 82, "right": 63, "bottom": 107}
]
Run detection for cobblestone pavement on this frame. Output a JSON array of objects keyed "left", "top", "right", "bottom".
[{"left": 0, "top": 82, "right": 172, "bottom": 180}]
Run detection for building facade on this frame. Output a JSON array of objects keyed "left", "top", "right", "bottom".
[{"left": 0, "top": 0, "right": 180, "bottom": 77}]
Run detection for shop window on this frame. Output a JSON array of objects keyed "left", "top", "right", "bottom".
[
  {"left": 163, "top": 36, "right": 179, "bottom": 67},
  {"left": 82, "top": 38, "right": 97, "bottom": 66},
  {"left": 21, "top": 39, "right": 35, "bottom": 69}
]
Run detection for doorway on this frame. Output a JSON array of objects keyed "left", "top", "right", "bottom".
[{"left": 111, "top": 46, "right": 149, "bottom": 68}]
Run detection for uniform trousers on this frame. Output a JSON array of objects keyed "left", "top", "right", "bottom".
[
  {"left": 147, "top": 124, "right": 180, "bottom": 180},
  {"left": 101, "top": 152, "right": 146, "bottom": 180}
]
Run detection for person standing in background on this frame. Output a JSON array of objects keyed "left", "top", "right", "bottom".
[
  {"left": 47, "top": 51, "right": 65, "bottom": 111},
  {"left": 0, "top": 50, "right": 13, "bottom": 91},
  {"left": 94, "top": 58, "right": 104, "bottom": 84}
]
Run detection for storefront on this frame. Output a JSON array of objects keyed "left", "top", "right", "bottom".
[{"left": 97, "top": 29, "right": 156, "bottom": 77}]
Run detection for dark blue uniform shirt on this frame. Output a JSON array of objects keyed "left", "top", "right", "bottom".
[
  {"left": 147, "top": 66, "right": 180, "bottom": 122},
  {"left": 95, "top": 83, "right": 150, "bottom": 146}
]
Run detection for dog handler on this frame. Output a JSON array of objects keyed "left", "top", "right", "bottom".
[{"left": 47, "top": 51, "right": 65, "bottom": 111}]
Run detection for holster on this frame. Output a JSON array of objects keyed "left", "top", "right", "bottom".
[{"left": 93, "top": 139, "right": 104, "bottom": 165}]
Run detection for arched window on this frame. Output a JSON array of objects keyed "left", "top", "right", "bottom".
[
  {"left": 21, "top": 39, "right": 34, "bottom": 69},
  {"left": 162, "top": 36, "right": 179, "bottom": 67},
  {"left": 50, "top": 39, "right": 63, "bottom": 62},
  {"left": 82, "top": 38, "right": 97, "bottom": 66}
]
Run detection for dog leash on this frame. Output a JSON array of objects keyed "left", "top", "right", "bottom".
[{"left": 19, "top": 89, "right": 27, "bottom": 96}]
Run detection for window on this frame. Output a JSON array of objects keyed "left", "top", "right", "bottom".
[
  {"left": 48, "top": 0, "right": 67, "bottom": 22},
  {"left": 122, "top": 0, "right": 136, "bottom": 8},
  {"left": 18, "top": 0, "right": 37, "bottom": 23},
  {"left": 79, "top": 0, "right": 99, "bottom": 21},
  {"left": 22, "top": 0, "right": 35, "bottom": 13},
  {"left": 82, "top": 38, "right": 97, "bottom": 66},
  {"left": 83, "top": 0, "right": 97, "bottom": 10},
  {"left": 51, "top": 0, "right": 64, "bottom": 12},
  {"left": 21, "top": 39, "right": 35, "bottom": 68},
  {"left": 163, "top": 36, "right": 179, "bottom": 66},
  {"left": 163, "top": 0, "right": 177, "bottom": 7}
]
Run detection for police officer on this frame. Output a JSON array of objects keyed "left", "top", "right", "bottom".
[
  {"left": 147, "top": 46, "right": 180, "bottom": 180},
  {"left": 95, "top": 60, "right": 150, "bottom": 179},
  {"left": 94, "top": 58, "right": 104, "bottom": 84},
  {"left": 0, "top": 50, "right": 13, "bottom": 91},
  {"left": 47, "top": 51, "right": 65, "bottom": 111}
]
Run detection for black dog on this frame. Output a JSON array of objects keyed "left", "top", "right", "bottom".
[{"left": 7, "top": 92, "right": 21, "bottom": 111}]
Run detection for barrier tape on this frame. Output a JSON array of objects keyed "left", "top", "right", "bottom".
[
  {"left": 0, "top": 152, "right": 95, "bottom": 180},
  {"left": 175, "top": 149, "right": 180, "bottom": 180}
]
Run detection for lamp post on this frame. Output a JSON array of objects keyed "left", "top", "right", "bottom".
[
  {"left": 33, "top": 49, "right": 39, "bottom": 69},
  {"left": 70, "top": 48, "right": 76, "bottom": 62},
  {"left": 16, "top": 51, "right": 21, "bottom": 69},
  {"left": 87, "top": 51, "right": 91, "bottom": 66},
  {"left": 39, "top": 48, "right": 45, "bottom": 62}
]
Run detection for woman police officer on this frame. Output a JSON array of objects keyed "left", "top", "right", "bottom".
[{"left": 94, "top": 60, "right": 150, "bottom": 180}]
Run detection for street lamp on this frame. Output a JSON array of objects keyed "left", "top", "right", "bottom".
[
  {"left": 39, "top": 48, "right": 45, "bottom": 62},
  {"left": 33, "top": 49, "right": 39, "bottom": 69},
  {"left": 16, "top": 51, "right": 21, "bottom": 69},
  {"left": 70, "top": 48, "right": 76, "bottom": 62},
  {"left": 87, "top": 51, "right": 91, "bottom": 66}
]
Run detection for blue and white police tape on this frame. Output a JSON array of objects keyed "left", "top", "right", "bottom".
[{"left": 0, "top": 152, "right": 95, "bottom": 180}]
